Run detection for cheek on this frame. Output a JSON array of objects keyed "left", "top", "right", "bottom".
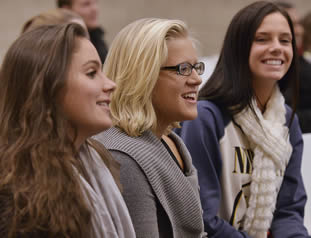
[
  {"left": 248, "top": 56, "right": 256, "bottom": 74},
  {"left": 248, "top": 47, "right": 262, "bottom": 73},
  {"left": 248, "top": 47, "right": 255, "bottom": 66},
  {"left": 152, "top": 88, "right": 164, "bottom": 111},
  {"left": 152, "top": 82, "right": 174, "bottom": 116},
  {"left": 62, "top": 84, "right": 96, "bottom": 117}
]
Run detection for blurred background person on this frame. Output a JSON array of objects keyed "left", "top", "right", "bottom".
[
  {"left": 95, "top": 18, "right": 207, "bottom": 238},
  {"left": 302, "top": 12, "right": 311, "bottom": 63},
  {"left": 21, "top": 8, "right": 87, "bottom": 34},
  {"left": 275, "top": 1, "right": 311, "bottom": 133},
  {"left": 274, "top": 1, "right": 304, "bottom": 53},
  {"left": 297, "top": 12, "right": 311, "bottom": 133},
  {"left": 57, "top": 0, "right": 108, "bottom": 63},
  {"left": 0, "top": 23, "right": 135, "bottom": 237}
]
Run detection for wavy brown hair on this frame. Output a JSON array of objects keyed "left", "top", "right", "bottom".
[{"left": 0, "top": 23, "right": 91, "bottom": 237}]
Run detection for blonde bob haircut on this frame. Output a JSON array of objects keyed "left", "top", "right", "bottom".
[{"left": 104, "top": 18, "right": 189, "bottom": 137}]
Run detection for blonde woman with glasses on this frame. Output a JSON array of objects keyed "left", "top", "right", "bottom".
[{"left": 95, "top": 18, "right": 207, "bottom": 238}]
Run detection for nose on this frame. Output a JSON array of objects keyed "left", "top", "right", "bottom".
[
  {"left": 187, "top": 69, "right": 202, "bottom": 86},
  {"left": 269, "top": 38, "right": 282, "bottom": 54},
  {"left": 90, "top": 1, "right": 98, "bottom": 15},
  {"left": 102, "top": 74, "right": 116, "bottom": 92}
]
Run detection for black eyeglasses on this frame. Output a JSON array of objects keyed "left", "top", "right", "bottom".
[{"left": 161, "top": 62, "right": 205, "bottom": 76}]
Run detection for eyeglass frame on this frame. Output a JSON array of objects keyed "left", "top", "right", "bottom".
[{"left": 160, "top": 62, "right": 205, "bottom": 76}]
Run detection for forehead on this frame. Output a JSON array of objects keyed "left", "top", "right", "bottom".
[
  {"left": 256, "top": 12, "right": 291, "bottom": 34},
  {"left": 166, "top": 37, "right": 197, "bottom": 63},
  {"left": 71, "top": 37, "right": 100, "bottom": 65}
]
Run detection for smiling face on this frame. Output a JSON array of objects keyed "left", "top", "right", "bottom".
[
  {"left": 249, "top": 12, "right": 293, "bottom": 93},
  {"left": 71, "top": 0, "right": 98, "bottom": 29},
  {"left": 62, "top": 37, "right": 116, "bottom": 147},
  {"left": 152, "top": 37, "right": 202, "bottom": 134}
]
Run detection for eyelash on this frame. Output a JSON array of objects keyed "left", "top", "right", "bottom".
[
  {"left": 280, "top": 39, "right": 291, "bottom": 43},
  {"left": 254, "top": 38, "right": 291, "bottom": 44},
  {"left": 87, "top": 69, "right": 97, "bottom": 79}
]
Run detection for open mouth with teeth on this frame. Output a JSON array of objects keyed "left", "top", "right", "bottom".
[
  {"left": 263, "top": 59, "right": 283, "bottom": 65},
  {"left": 182, "top": 93, "right": 197, "bottom": 102},
  {"left": 97, "top": 101, "right": 110, "bottom": 110},
  {"left": 97, "top": 101, "right": 108, "bottom": 106}
]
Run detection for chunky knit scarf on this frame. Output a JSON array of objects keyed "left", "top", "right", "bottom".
[{"left": 234, "top": 86, "right": 292, "bottom": 238}]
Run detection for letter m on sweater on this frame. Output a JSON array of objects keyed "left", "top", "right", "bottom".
[{"left": 232, "top": 147, "right": 254, "bottom": 174}]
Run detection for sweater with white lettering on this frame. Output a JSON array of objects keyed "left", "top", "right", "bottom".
[{"left": 175, "top": 100, "right": 310, "bottom": 238}]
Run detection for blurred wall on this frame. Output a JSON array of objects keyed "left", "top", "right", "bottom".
[{"left": 0, "top": 0, "right": 310, "bottom": 62}]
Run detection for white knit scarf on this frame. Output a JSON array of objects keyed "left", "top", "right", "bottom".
[{"left": 234, "top": 86, "right": 292, "bottom": 238}]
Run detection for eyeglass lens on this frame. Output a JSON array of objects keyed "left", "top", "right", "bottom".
[{"left": 179, "top": 62, "right": 204, "bottom": 76}]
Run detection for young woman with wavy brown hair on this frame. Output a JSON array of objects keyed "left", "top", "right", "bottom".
[{"left": 0, "top": 23, "right": 135, "bottom": 238}]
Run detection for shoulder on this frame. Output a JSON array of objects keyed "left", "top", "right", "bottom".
[
  {"left": 284, "top": 104, "right": 303, "bottom": 148},
  {"left": 197, "top": 100, "right": 230, "bottom": 128},
  {"left": 109, "top": 150, "right": 154, "bottom": 199},
  {"left": 95, "top": 127, "right": 161, "bottom": 154},
  {"left": 109, "top": 150, "right": 138, "bottom": 170},
  {"left": 284, "top": 105, "right": 301, "bottom": 134},
  {"left": 197, "top": 100, "right": 223, "bottom": 116},
  {"left": 94, "top": 127, "right": 133, "bottom": 151},
  {"left": 284, "top": 104, "right": 294, "bottom": 125},
  {"left": 176, "top": 100, "right": 229, "bottom": 141}
]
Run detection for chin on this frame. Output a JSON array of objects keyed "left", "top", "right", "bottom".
[
  {"left": 267, "top": 76, "right": 283, "bottom": 82},
  {"left": 102, "top": 121, "right": 113, "bottom": 131},
  {"left": 94, "top": 120, "right": 113, "bottom": 134},
  {"left": 87, "top": 22, "right": 99, "bottom": 30}
]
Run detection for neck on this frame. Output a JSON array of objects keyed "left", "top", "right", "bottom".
[
  {"left": 68, "top": 128, "right": 86, "bottom": 150},
  {"left": 253, "top": 84, "right": 276, "bottom": 113},
  {"left": 154, "top": 128, "right": 165, "bottom": 139},
  {"left": 154, "top": 121, "right": 169, "bottom": 139},
  {"left": 255, "top": 95, "right": 267, "bottom": 113}
]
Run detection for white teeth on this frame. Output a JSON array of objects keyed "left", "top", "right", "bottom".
[
  {"left": 182, "top": 93, "right": 196, "bottom": 100},
  {"left": 97, "top": 102, "right": 108, "bottom": 106},
  {"left": 264, "top": 60, "right": 282, "bottom": 65}
]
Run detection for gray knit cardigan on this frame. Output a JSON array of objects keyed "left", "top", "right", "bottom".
[{"left": 95, "top": 127, "right": 206, "bottom": 238}]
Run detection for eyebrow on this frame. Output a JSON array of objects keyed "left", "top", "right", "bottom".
[
  {"left": 255, "top": 32, "right": 292, "bottom": 37},
  {"left": 82, "top": 60, "right": 102, "bottom": 68}
]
